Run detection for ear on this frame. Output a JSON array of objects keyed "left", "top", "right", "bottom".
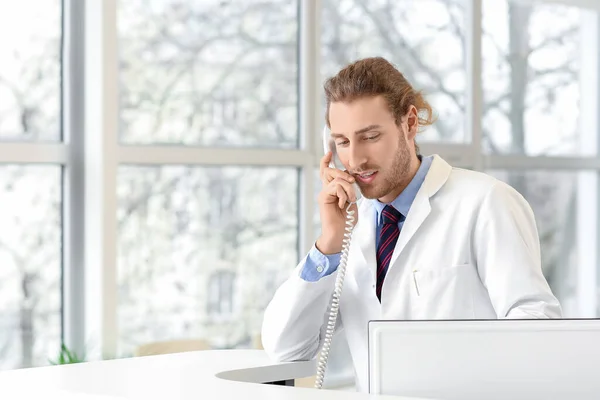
[{"left": 405, "top": 105, "right": 419, "bottom": 140}]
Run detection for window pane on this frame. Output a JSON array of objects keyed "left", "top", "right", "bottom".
[
  {"left": 0, "top": 166, "right": 62, "bottom": 369},
  {"left": 0, "top": 1, "right": 62, "bottom": 141},
  {"left": 487, "top": 170, "right": 599, "bottom": 317},
  {"left": 118, "top": 1, "right": 299, "bottom": 147},
  {"left": 482, "top": 1, "right": 596, "bottom": 155},
  {"left": 321, "top": 0, "right": 466, "bottom": 143},
  {"left": 117, "top": 166, "right": 298, "bottom": 355}
]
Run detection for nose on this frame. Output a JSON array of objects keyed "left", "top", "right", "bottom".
[{"left": 347, "top": 141, "right": 367, "bottom": 171}]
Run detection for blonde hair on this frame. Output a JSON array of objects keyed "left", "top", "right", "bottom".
[{"left": 324, "top": 57, "right": 436, "bottom": 154}]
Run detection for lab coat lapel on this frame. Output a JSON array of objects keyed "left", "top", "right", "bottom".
[
  {"left": 389, "top": 155, "right": 452, "bottom": 268},
  {"left": 354, "top": 200, "right": 377, "bottom": 279},
  {"left": 392, "top": 189, "right": 431, "bottom": 263}
]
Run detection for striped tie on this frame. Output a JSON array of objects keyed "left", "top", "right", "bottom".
[{"left": 376, "top": 205, "right": 403, "bottom": 301}]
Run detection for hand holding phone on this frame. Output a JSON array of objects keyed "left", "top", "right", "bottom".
[
  {"left": 316, "top": 126, "right": 360, "bottom": 254},
  {"left": 321, "top": 126, "right": 362, "bottom": 204}
]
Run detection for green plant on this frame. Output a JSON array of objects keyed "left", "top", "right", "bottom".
[{"left": 49, "top": 343, "right": 85, "bottom": 365}]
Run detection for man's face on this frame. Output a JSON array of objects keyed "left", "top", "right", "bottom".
[{"left": 328, "top": 95, "right": 416, "bottom": 203}]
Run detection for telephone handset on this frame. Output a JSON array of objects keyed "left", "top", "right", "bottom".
[
  {"left": 314, "top": 126, "right": 359, "bottom": 389},
  {"left": 323, "top": 126, "right": 363, "bottom": 202}
]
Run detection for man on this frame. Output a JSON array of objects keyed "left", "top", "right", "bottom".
[{"left": 261, "top": 57, "right": 562, "bottom": 392}]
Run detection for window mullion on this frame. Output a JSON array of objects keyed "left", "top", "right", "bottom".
[{"left": 84, "top": 0, "right": 119, "bottom": 360}]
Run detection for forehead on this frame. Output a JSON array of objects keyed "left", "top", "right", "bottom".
[{"left": 328, "top": 96, "right": 395, "bottom": 134}]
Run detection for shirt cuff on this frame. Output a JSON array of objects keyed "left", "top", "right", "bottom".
[{"left": 299, "top": 244, "right": 342, "bottom": 282}]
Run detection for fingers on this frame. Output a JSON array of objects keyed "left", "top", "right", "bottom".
[
  {"left": 320, "top": 151, "right": 333, "bottom": 178},
  {"left": 324, "top": 178, "right": 356, "bottom": 208},
  {"left": 332, "top": 178, "right": 356, "bottom": 203},
  {"left": 321, "top": 168, "right": 355, "bottom": 188},
  {"left": 336, "top": 186, "right": 347, "bottom": 209}
]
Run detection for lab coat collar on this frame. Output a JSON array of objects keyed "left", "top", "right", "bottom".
[{"left": 354, "top": 154, "right": 452, "bottom": 278}]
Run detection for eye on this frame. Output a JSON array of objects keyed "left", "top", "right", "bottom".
[
  {"left": 365, "top": 133, "right": 380, "bottom": 141},
  {"left": 336, "top": 139, "right": 349, "bottom": 147}
]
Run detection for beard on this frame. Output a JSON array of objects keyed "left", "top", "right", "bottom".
[{"left": 357, "top": 136, "right": 412, "bottom": 200}]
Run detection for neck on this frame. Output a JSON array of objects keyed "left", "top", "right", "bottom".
[{"left": 377, "top": 154, "right": 421, "bottom": 204}]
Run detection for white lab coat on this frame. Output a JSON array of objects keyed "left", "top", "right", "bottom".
[{"left": 261, "top": 154, "right": 562, "bottom": 393}]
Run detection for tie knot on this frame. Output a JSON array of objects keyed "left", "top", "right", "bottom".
[{"left": 382, "top": 205, "right": 403, "bottom": 225}]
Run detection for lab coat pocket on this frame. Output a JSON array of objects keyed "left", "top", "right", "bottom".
[{"left": 411, "top": 264, "right": 475, "bottom": 320}]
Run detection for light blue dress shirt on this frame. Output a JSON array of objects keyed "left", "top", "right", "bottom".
[{"left": 300, "top": 155, "right": 433, "bottom": 281}]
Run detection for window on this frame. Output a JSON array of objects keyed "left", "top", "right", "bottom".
[
  {"left": 117, "top": 0, "right": 299, "bottom": 147},
  {"left": 0, "top": 166, "right": 62, "bottom": 369},
  {"left": 0, "top": 1, "right": 62, "bottom": 141},
  {"left": 117, "top": 166, "right": 298, "bottom": 355},
  {"left": 207, "top": 271, "right": 236, "bottom": 317},
  {"left": 482, "top": 0, "right": 593, "bottom": 155},
  {"left": 0, "top": 0, "right": 63, "bottom": 371}
]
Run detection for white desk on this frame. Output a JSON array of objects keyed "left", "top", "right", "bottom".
[{"left": 0, "top": 350, "right": 428, "bottom": 399}]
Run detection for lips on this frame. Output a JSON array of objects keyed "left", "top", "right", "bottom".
[{"left": 356, "top": 171, "right": 378, "bottom": 184}]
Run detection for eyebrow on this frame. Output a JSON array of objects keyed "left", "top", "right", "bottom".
[{"left": 331, "top": 124, "right": 381, "bottom": 138}]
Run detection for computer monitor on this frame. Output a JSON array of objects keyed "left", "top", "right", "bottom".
[{"left": 368, "top": 319, "right": 600, "bottom": 400}]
